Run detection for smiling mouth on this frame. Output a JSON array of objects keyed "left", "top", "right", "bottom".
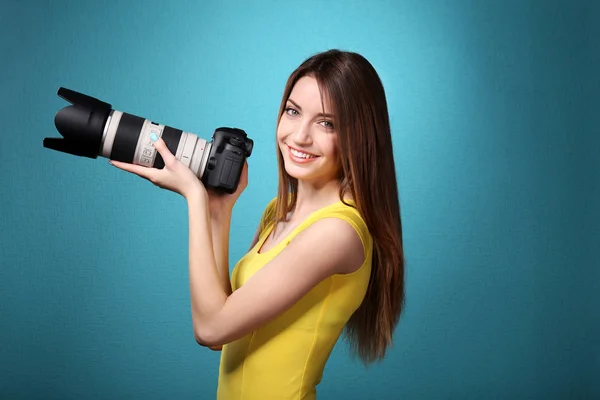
[{"left": 287, "top": 144, "right": 318, "bottom": 159}]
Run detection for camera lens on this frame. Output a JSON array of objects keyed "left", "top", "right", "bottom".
[
  {"left": 46, "top": 87, "right": 252, "bottom": 193},
  {"left": 100, "top": 110, "right": 212, "bottom": 178}
]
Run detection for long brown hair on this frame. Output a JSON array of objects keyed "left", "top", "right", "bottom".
[{"left": 273, "top": 50, "right": 405, "bottom": 364}]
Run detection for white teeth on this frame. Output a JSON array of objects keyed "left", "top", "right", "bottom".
[{"left": 289, "top": 147, "right": 316, "bottom": 159}]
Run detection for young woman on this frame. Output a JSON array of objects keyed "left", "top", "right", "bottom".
[{"left": 110, "top": 49, "right": 405, "bottom": 399}]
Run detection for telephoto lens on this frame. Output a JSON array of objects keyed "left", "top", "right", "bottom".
[{"left": 44, "top": 87, "right": 253, "bottom": 194}]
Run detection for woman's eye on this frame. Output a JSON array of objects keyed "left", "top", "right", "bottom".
[
  {"left": 320, "top": 120, "right": 334, "bottom": 130},
  {"left": 285, "top": 107, "right": 299, "bottom": 117}
]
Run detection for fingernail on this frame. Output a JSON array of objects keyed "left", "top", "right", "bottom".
[{"left": 150, "top": 133, "right": 159, "bottom": 142}]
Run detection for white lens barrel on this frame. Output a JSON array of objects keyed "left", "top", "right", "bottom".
[
  {"left": 100, "top": 110, "right": 123, "bottom": 158},
  {"left": 100, "top": 112, "right": 211, "bottom": 179},
  {"left": 177, "top": 132, "right": 210, "bottom": 178},
  {"left": 176, "top": 132, "right": 197, "bottom": 168},
  {"left": 196, "top": 141, "right": 212, "bottom": 179},
  {"left": 134, "top": 119, "right": 165, "bottom": 167}
]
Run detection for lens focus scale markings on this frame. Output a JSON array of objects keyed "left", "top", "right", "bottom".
[{"left": 133, "top": 119, "right": 164, "bottom": 167}]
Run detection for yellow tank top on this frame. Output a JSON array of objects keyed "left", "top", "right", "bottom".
[{"left": 217, "top": 198, "right": 373, "bottom": 399}]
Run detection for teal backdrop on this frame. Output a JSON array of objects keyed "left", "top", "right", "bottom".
[{"left": 1, "top": 0, "right": 597, "bottom": 398}]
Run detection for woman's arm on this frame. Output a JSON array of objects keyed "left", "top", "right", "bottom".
[
  {"left": 186, "top": 191, "right": 365, "bottom": 347},
  {"left": 204, "top": 211, "right": 232, "bottom": 352},
  {"left": 203, "top": 196, "right": 271, "bottom": 351},
  {"left": 210, "top": 211, "right": 233, "bottom": 297},
  {"left": 207, "top": 195, "right": 274, "bottom": 300},
  {"left": 186, "top": 191, "right": 229, "bottom": 344},
  {"left": 205, "top": 219, "right": 261, "bottom": 351}
]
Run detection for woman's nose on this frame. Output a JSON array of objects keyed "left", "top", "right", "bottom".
[{"left": 292, "top": 123, "right": 312, "bottom": 144}]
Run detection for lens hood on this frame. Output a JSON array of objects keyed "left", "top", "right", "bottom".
[{"left": 44, "top": 88, "right": 112, "bottom": 158}]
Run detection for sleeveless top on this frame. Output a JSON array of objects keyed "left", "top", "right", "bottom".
[{"left": 217, "top": 198, "right": 373, "bottom": 400}]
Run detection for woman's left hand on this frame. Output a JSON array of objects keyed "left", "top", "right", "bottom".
[{"left": 109, "top": 136, "right": 205, "bottom": 200}]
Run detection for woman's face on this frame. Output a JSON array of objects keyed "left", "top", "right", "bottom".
[{"left": 277, "top": 75, "right": 340, "bottom": 186}]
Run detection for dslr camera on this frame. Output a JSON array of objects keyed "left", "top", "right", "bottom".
[{"left": 44, "top": 87, "right": 253, "bottom": 193}]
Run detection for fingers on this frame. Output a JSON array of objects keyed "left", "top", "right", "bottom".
[
  {"left": 109, "top": 160, "right": 153, "bottom": 178},
  {"left": 151, "top": 137, "right": 176, "bottom": 166},
  {"left": 109, "top": 136, "right": 183, "bottom": 189},
  {"left": 109, "top": 136, "right": 175, "bottom": 178}
]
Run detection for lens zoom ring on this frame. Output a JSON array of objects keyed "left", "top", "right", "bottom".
[
  {"left": 154, "top": 126, "right": 182, "bottom": 169},
  {"left": 110, "top": 113, "right": 145, "bottom": 162}
]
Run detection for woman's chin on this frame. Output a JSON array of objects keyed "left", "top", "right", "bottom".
[
  {"left": 284, "top": 166, "right": 310, "bottom": 181},
  {"left": 283, "top": 158, "right": 338, "bottom": 185}
]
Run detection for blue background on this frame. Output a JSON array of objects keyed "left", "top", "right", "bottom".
[{"left": 1, "top": 0, "right": 597, "bottom": 398}]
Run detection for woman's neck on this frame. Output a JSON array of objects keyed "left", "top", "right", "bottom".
[{"left": 293, "top": 179, "right": 343, "bottom": 218}]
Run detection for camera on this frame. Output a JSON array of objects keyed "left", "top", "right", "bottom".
[{"left": 43, "top": 87, "right": 253, "bottom": 193}]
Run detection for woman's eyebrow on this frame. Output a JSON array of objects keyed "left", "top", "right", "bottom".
[
  {"left": 287, "top": 98, "right": 302, "bottom": 111},
  {"left": 287, "top": 98, "right": 335, "bottom": 118}
]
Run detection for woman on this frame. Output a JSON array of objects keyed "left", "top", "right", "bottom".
[{"left": 110, "top": 49, "right": 405, "bottom": 399}]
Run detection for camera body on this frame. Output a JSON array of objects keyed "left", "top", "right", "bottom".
[
  {"left": 202, "top": 127, "right": 251, "bottom": 193},
  {"left": 43, "top": 87, "right": 253, "bottom": 194}
]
